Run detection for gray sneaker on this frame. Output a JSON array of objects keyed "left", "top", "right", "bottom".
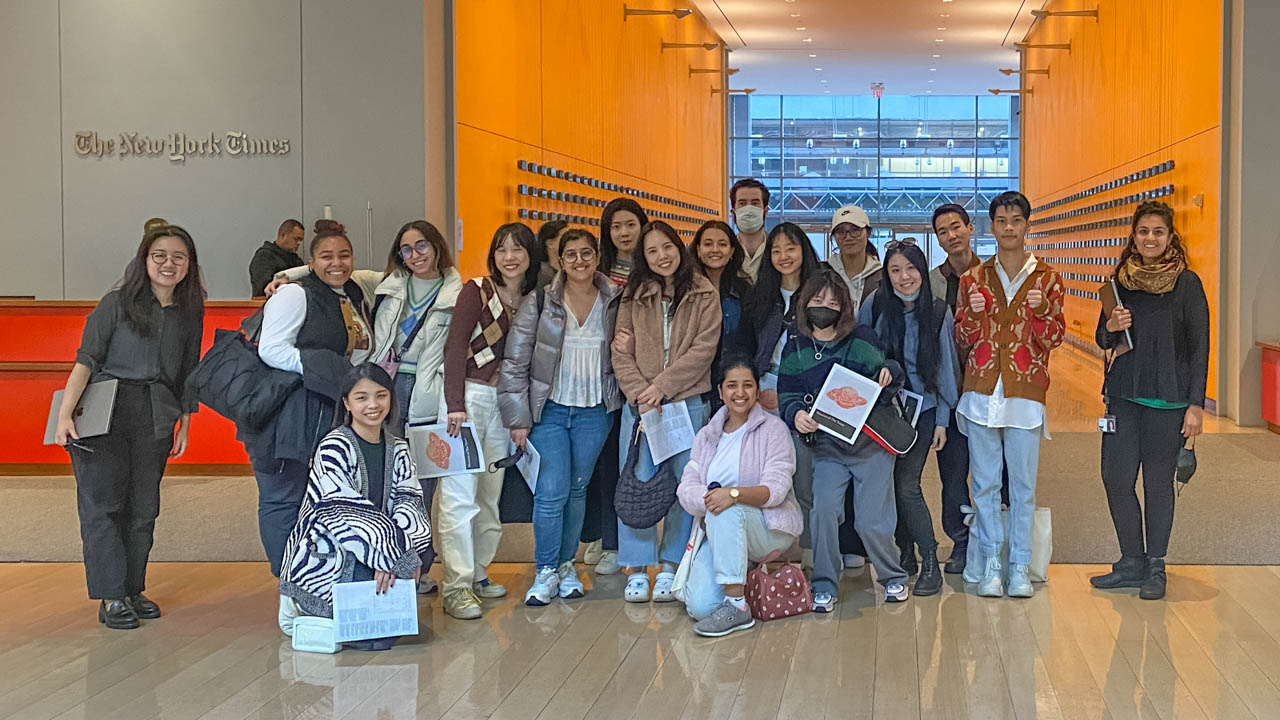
[{"left": 693, "top": 599, "right": 755, "bottom": 638}]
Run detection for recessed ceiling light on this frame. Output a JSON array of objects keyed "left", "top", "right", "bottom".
[
  {"left": 928, "top": 79, "right": 935, "bottom": 83},
  {"left": 790, "top": 13, "right": 801, "bottom": 17},
  {"left": 935, "top": 38, "right": 945, "bottom": 42},
  {"left": 808, "top": 53, "right": 817, "bottom": 58},
  {"left": 930, "top": 68, "right": 937, "bottom": 71},
  {"left": 814, "top": 67, "right": 823, "bottom": 71},
  {"left": 796, "top": 26, "right": 806, "bottom": 30},
  {"left": 933, "top": 54, "right": 941, "bottom": 58},
  {"left": 937, "top": 26, "right": 947, "bottom": 31},
  {"left": 802, "top": 37, "right": 812, "bottom": 42},
  {"left": 926, "top": 90, "right": 933, "bottom": 93},
  {"left": 820, "top": 79, "right": 828, "bottom": 83}
]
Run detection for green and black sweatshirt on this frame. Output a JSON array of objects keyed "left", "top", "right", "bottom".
[{"left": 777, "top": 325, "right": 905, "bottom": 437}]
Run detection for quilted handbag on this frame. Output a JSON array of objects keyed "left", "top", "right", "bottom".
[
  {"left": 745, "top": 562, "right": 812, "bottom": 621},
  {"left": 186, "top": 313, "right": 302, "bottom": 431},
  {"left": 613, "top": 421, "right": 678, "bottom": 529}
]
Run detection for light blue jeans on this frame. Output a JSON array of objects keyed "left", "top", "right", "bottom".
[
  {"left": 682, "top": 504, "right": 795, "bottom": 620},
  {"left": 964, "top": 421, "right": 1042, "bottom": 565},
  {"left": 616, "top": 396, "right": 708, "bottom": 568},
  {"left": 529, "top": 401, "right": 615, "bottom": 571}
]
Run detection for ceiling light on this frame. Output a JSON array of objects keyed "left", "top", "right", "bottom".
[
  {"left": 790, "top": 13, "right": 801, "bottom": 17},
  {"left": 814, "top": 67, "right": 823, "bottom": 71},
  {"left": 928, "top": 79, "right": 935, "bottom": 83},
  {"left": 802, "top": 37, "right": 812, "bottom": 42},
  {"left": 926, "top": 90, "right": 933, "bottom": 93},
  {"left": 820, "top": 79, "right": 828, "bottom": 83},
  {"left": 935, "top": 38, "right": 945, "bottom": 42},
  {"left": 808, "top": 53, "right": 817, "bottom": 57},
  {"left": 796, "top": 26, "right": 806, "bottom": 30},
  {"left": 930, "top": 68, "right": 937, "bottom": 71}
]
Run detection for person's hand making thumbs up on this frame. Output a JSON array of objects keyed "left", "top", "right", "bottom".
[{"left": 1027, "top": 277, "right": 1044, "bottom": 310}]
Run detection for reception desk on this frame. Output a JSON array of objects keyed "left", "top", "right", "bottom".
[
  {"left": 0, "top": 299, "right": 262, "bottom": 474},
  {"left": 1260, "top": 342, "right": 1280, "bottom": 435}
]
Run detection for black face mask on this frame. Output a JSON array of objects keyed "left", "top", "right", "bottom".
[{"left": 806, "top": 306, "right": 840, "bottom": 330}]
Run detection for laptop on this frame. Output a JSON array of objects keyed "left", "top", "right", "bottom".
[{"left": 43, "top": 379, "right": 119, "bottom": 445}]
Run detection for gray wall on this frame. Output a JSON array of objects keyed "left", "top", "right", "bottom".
[
  {"left": 0, "top": 0, "right": 428, "bottom": 300},
  {"left": 1224, "top": 0, "right": 1280, "bottom": 425}
]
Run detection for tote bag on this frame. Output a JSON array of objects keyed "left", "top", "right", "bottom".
[
  {"left": 670, "top": 522, "right": 705, "bottom": 604},
  {"left": 962, "top": 505, "right": 1052, "bottom": 583}
]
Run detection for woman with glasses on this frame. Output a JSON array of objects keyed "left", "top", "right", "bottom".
[
  {"left": 499, "top": 230, "right": 622, "bottom": 606},
  {"left": 436, "top": 223, "right": 541, "bottom": 619},
  {"left": 859, "top": 239, "right": 960, "bottom": 597},
  {"left": 266, "top": 219, "right": 460, "bottom": 594},
  {"left": 54, "top": 225, "right": 205, "bottom": 630}
]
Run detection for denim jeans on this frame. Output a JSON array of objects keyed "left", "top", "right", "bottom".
[
  {"left": 529, "top": 401, "right": 615, "bottom": 570},
  {"left": 616, "top": 396, "right": 708, "bottom": 568},
  {"left": 682, "top": 505, "right": 794, "bottom": 620},
  {"left": 964, "top": 420, "right": 1042, "bottom": 565}
]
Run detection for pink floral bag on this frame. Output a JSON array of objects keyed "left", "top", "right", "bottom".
[{"left": 744, "top": 563, "right": 812, "bottom": 621}]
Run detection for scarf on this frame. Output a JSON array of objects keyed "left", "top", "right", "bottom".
[{"left": 1117, "top": 248, "right": 1185, "bottom": 294}]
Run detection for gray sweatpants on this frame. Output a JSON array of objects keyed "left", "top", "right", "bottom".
[{"left": 810, "top": 435, "right": 907, "bottom": 595}]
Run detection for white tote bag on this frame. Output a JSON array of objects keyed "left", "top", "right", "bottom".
[
  {"left": 962, "top": 505, "right": 1052, "bottom": 583},
  {"left": 670, "top": 522, "right": 706, "bottom": 604}
]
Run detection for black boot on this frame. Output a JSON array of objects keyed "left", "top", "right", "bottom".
[
  {"left": 98, "top": 599, "right": 140, "bottom": 630},
  {"left": 1090, "top": 555, "right": 1146, "bottom": 589},
  {"left": 914, "top": 553, "right": 943, "bottom": 596},
  {"left": 1139, "top": 557, "right": 1167, "bottom": 600},
  {"left": 128, "top": 593, "right": 162, "bottom": 619},
  {"left": 944, "top": 548, "right": 966, "bottom": 574},
  {"left": 899, "top": 547, "right": 919, "bottom": 576}
]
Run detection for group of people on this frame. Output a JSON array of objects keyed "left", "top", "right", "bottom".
[{"left": 53, "top": 179, "right": 1209, "bottom": 643}]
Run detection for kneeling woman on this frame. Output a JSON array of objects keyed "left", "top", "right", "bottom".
[
  {"left": 676, "top": 360, "right": 802, "bottom": 637},
  {"left": 279, "top": 365, "right": 431, "bottom": 649},
  {"left": 779, "top": 270, "right": 908, "bottom": 610}
]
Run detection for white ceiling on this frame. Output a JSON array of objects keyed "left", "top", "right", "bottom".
[{"left": 689, "top": 0, "right": 1041, "bottom": 96}]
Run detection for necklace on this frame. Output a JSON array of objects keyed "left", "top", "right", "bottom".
[{"left": 812, "top": 337, "right": 831, "bottom": 361}]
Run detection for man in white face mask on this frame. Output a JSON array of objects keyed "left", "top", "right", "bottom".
[{"left": 730, "top": 179, "right": 770, "bottom": 281}]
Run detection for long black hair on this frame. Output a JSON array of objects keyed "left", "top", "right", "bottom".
[
  {"left": 743, "top": 221, "right": 820, "bottom": 330},
  {"left": 689, "top": 220, "right": 751, "bottom": 299},
  {"left": 600, "top": 197, "right": 648, "bottom": 275},
  {"left": 488, "top": 222, "right": 541, "bottom": 295},
  {"left": 117, "top": 224, "right": 205, "bottom": 336},
  {"left": 536, "top": 220, "right": 568, "bottom": 267},
  {"left": 871, "top": 242, "right": 941, "bottom": 393},
  {"left": 625, "top": 221, "right": 696, "bottom": 314},
  {"left": 337, "top": 363, "right": 399, "bottom": 431}
]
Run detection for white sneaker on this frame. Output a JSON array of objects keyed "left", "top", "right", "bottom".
[
  {"left": 978, "top": 556, "right": 1005, "bottom": 598},
  {"left": 558, "top": 562, "right": 585, "bottom": 599},
  {"left": 885, "top": 582, "right": 909, "bottom": 603},
  {"left": 1007, "top": 563, "right": 1034, "bottom": 598},
  {"left": 624, "top": 572, "right": 651, "bottom": 603},
  {"left": 652, "top": 572, "right": 676, "bottom": 603},
  {"left": 524, "top": 568, "right": 559, "bottom": 606},
  {"left": 842, "top": 554, "right": 866, "bottom": 569},
  {"left": 278, "top": 594, "right": 299, "bottom": 636},
  {"left": 813, "top": 591, "right": 837, "bottom": 613},
  {"left": 594, "top": 550, "right": 621, "bottom": 575},
  {"left": 473, "top": 577, "right": 508, "bottom": 599},
  {"left": 583, "top": 540, "right": 603, "bottom": 565}
]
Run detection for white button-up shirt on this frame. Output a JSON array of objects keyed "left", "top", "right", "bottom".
[{"left": 956, "top": 253, "right": 1049, "bottom": 437}]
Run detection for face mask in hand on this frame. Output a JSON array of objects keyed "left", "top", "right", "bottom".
[
  {"left": 735, "top": 205, "right": 765, "bottom": 234},
  {"left": 806, "top": 306, "right": 840, "bottom": 330}
]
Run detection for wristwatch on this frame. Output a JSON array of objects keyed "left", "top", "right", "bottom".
[{"left": 729, "top": 488, "right": 740, "bottom": 503}]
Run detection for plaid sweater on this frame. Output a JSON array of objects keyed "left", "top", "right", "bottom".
[
  {"left": 954, "top": 256, "right": 1066, "bottom": 404},
  {"left": 777, "top": 325, "right": 904, "bottom": 434}
]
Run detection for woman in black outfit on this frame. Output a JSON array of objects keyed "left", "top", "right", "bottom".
[
  {"left": 1091, "top": 201, "right": 1209, "bottom": 600},
  {"left": 55, "top": 225, "right": 206, "bottom": 629}
]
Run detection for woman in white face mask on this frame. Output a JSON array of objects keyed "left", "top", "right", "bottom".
[{"left": 858, "top": 240, "right": 960, "bottom": 598}]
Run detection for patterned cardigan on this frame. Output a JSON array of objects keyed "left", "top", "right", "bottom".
[
  {"left": 279, "top": 426, "right": 432, "bottom": 617},
  {"left": 954, "top": 256, "right": 1066, "bottom": 404}
]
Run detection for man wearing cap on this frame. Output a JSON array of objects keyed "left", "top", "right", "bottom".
[{"left": 826, "top": 205, "right": 881, "bottom": 315}]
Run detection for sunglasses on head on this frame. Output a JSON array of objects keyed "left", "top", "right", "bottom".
[{"left": 884, "top": 238, "right": 918, "bottom": 251}]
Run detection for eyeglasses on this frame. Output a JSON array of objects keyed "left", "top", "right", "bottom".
[
  {"left": 884, "top": 238, "right": 918, "bottom": 251},
  {"left": 148, "top": 252, "right": 189, "bottom": 266},
  {"left": 398, "top": 240, "right": 434, "bottom": 260},
  {"left": 562, "top": 248, "right": 597, "bottom": 263},
  {"left": 832, "top": 227, "right": 868, "bottom": 241}
]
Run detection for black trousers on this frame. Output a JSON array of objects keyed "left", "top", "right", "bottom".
[
  {"left": 70, "top": 384, "right": 171, "bottom": 600},
  {"left": 248, "top": 454, "right": 309, "bottom": 577},
  {"left": 1101, "top": 400, "right": 1185, "bottom": 558},
  {"left": 934, "top": 413, "right": 1010, "bottom": 556},
  {"left": 579, "top": 414, "right": 620, "bottom": 551},
  {"left": 894, "top": 408, "right": 940, "bottom": 557}
]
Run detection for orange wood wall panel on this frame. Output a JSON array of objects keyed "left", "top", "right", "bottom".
[
  {"left": 455, "top": 1, "right": 726, "bottom": 273},
  {"left": 1022, "top": 0, "right": 1222, "bottom": 401},
  {"left": 454, "top": 0, "right": 543, "bottom": 147}
]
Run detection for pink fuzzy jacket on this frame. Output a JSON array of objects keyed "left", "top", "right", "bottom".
[{"left": 677, "top": 404, "right": 804, "bottom": 538}]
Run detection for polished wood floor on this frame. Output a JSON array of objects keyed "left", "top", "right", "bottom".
[{"left": 4, "top": 561, "right": 1280, "bottom": 720}]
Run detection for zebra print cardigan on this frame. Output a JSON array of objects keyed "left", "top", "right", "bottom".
[{"left": 279, "top": 426, "right": 432, "bottom": 617}]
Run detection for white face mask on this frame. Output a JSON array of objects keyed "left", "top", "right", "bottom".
[
  {"left": 735, "top": 205, "right": 765, "bottom": 234},
  {"left": 894, "top": 288, "right": 922, "bottom": 303}
]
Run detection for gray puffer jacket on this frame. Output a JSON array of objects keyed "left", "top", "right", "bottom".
[{"left": 498, "top": 272, "right": 622, "bottom": 428}]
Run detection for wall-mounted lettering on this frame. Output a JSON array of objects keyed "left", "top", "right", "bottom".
[{"left": 73, "top": 130, "right": 291, "bottom": 163}]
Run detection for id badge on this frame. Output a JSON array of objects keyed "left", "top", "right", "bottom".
[{"left": 1098, "top": 415, "right": 1117, "bottom": 434}]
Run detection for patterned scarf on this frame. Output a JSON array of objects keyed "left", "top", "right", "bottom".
[
  {"left": 1117, "top": 247, "right": 1186, "bottom": 294},
  {"left": 467, "top": 277, "right": 511, "bottom": 368}
]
